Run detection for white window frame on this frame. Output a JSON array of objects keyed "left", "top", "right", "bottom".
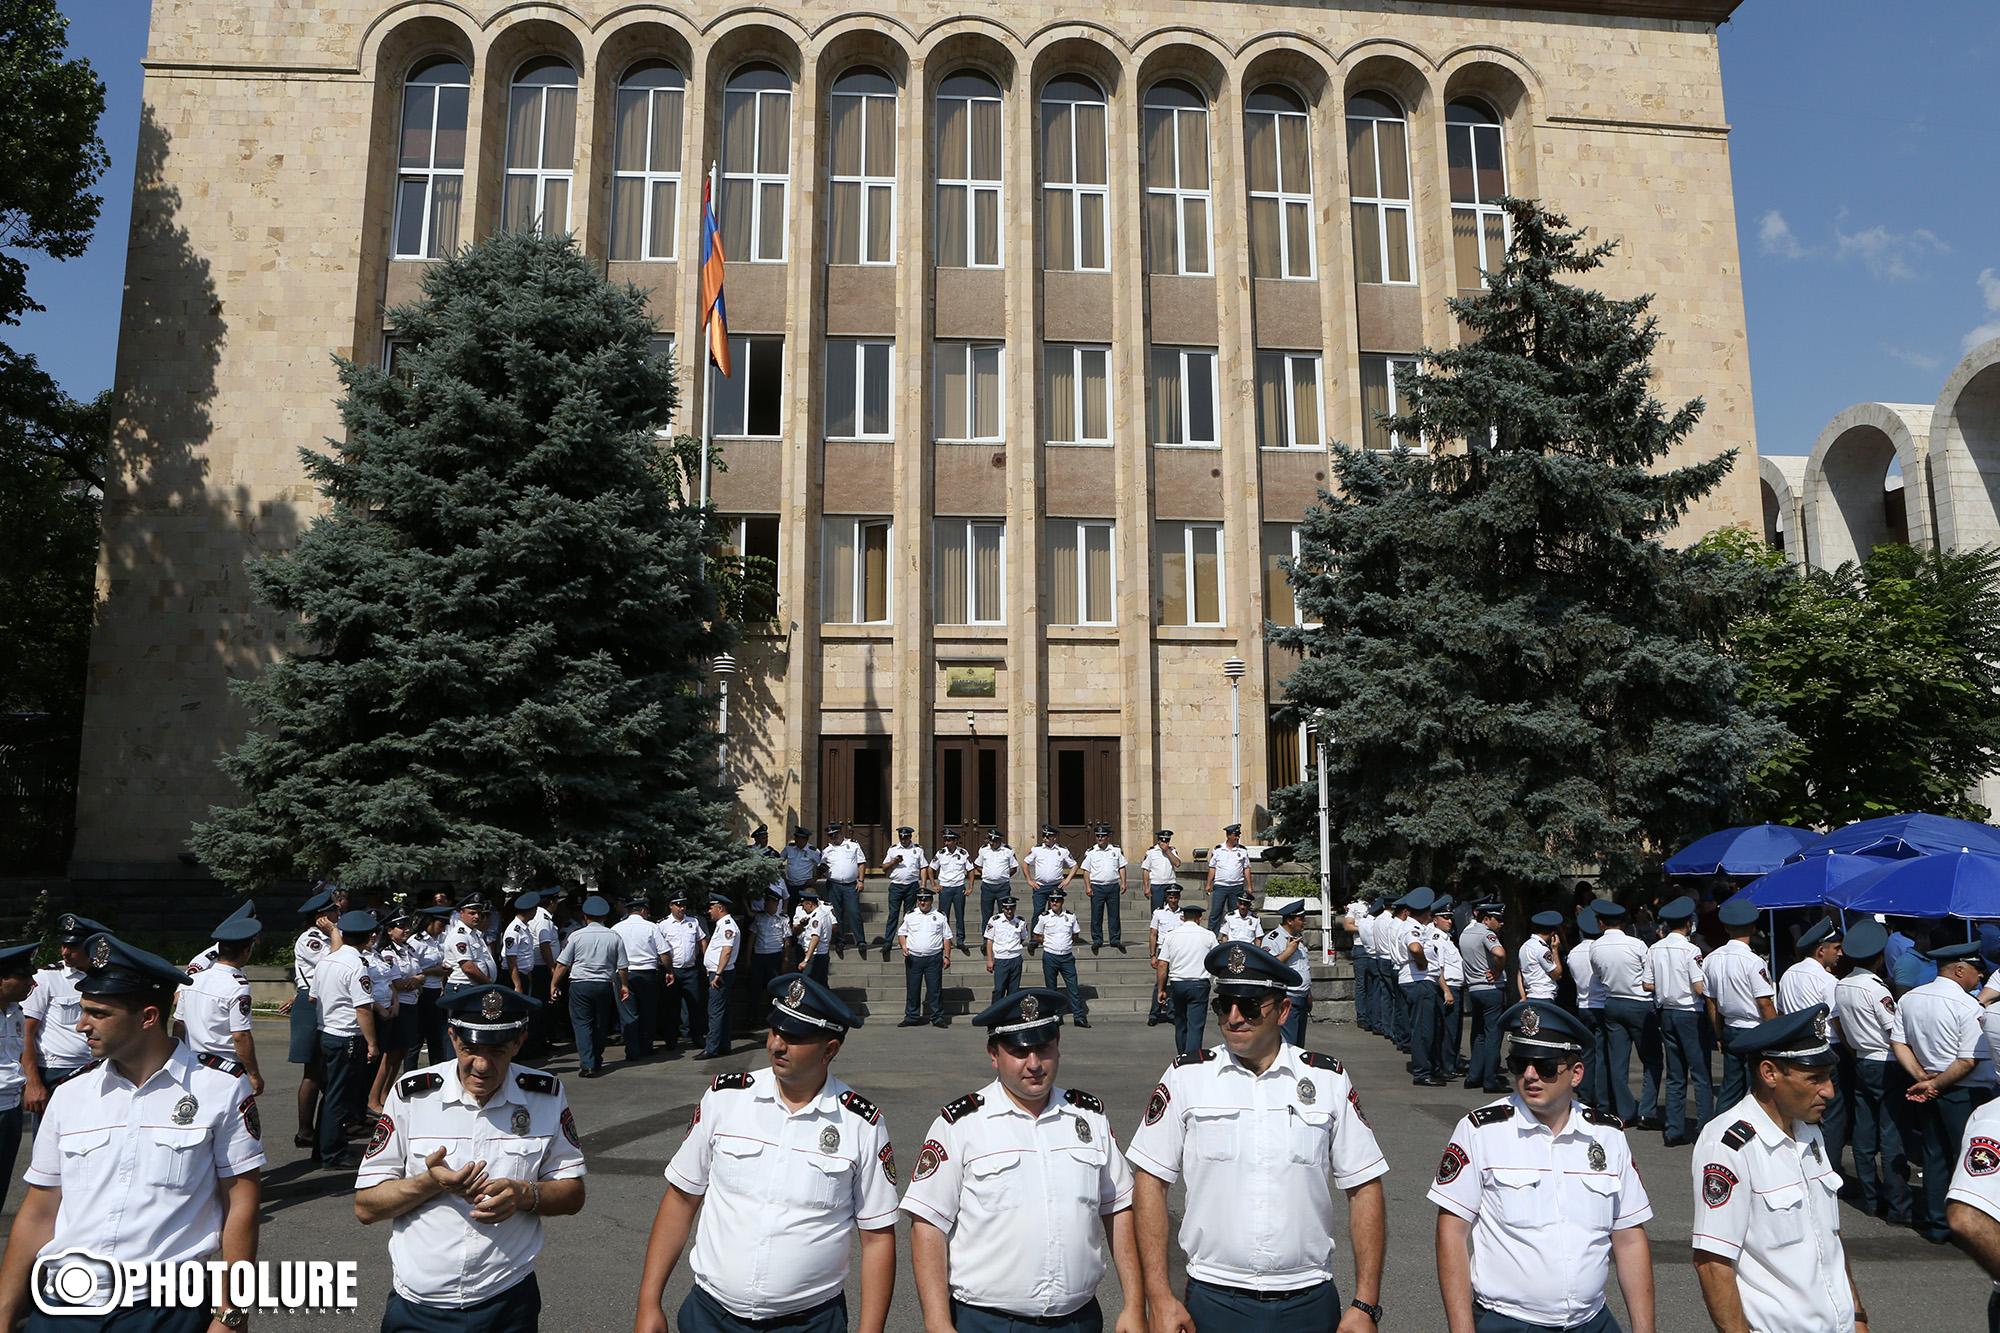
[
  {"left": 1270, "top": 523, "right": 1319, "bottom": 628},
  {"left": 825, "top": 338, "right": 894, "bottom": 441},
  {"left": 936, "top": 76, "right": 1004, "bottom": 268},
  {"left": 934, "top": 341, "right": 1005, "bottom": 444},
  {"left": 1050, "top": 518, "right": 1117, "bottom": 626},
  {"left": 723, "top": 75, "right": 792, "bottom": 263},
  {"left": 1041, "top": 79, "right": 1108, "bottom": 273},
  {"left": 1363, "top": 353, "right": 1424, "bottom": 453},
  {"left": 822, "top": 516, "right": 893, "bottom": 625},
  {"left": 1144, "top": 89, "right": 1213, "bottom": 277},
  {"left": 1258, "top": 351, "right": 1324, "bottom": 451},
  {"left": 1347, "top": 97, "right": 1416, "bottom": 286},
  {"left": 1153, "top": 347, "right": 1220, "bottom": 449},
  {"left": 933, "top": 518, "right": 1007, "bottom": 625},
  {"left": 391, "top": 62, "right": 469, "bottom": 260},
  {"left": 502, "top": 62, "right": 577, "bottom": 236},
  {"left": 609, "top": 66, "right": 684, "bottom": 262},
  {"left": 1045, "top": 343, "right": 1111, "bottom": 447},
  {"left": 828, "top": 74, "right": 897, "bottom": 266},
  {"left": 1163, "top": 520, "right": 1226, "bottom": 627},
  {"left": 721, "top": 513, "right": 781, "bottom": 617},
  {"left": 1449, "top": 102, "right": 1511, "bottom": 288},
  {"left": 710, "top": 334, "right": 784, "bottom": 438},
  {"left": 1246, "top": 94, "right": 1315, "bottom": 280}
]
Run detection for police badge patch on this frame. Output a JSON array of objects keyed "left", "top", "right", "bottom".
[
  {"left": 821, "top": 1126, "right": 841, "bottom": 1154},
  {"left": 1144, "top": 1082, "right": 1170, "bottom": 1126},
  {"left": 240, "top": 1095, "right": 261, "bottom": 1140},
  {"left": 1702, "top": 1163, "right": 1739, "bottom": 1207},
  {"left": 364, "top": 1113, "right": 395, "bottom": 1158},
  {"left": 1587, "top": 1142, "right": 1607, "bottom": 1172},
  {"left": 1969, "top": 1137, "right": 2000, "bottom": 1176},
  {"left": 237, "top": 995, "right": 252, "bottom": 1018},
  {"left": 512, "top": 1107, "right": 532, "bottom": 1136},
  {"left": 1436, "top": 1142, "right": 1469, "bottom": 1186},
  {"left": 560, "top": 1107, "right": 581, "bottom": 1148},
  {"left": 914, "top": 1138, "right": 948, "bottom": 1181},
  {"left": 1075, "top": 1116, "right": 1092, "bottom": 1143},
  {"left": 172, "top": 1094, "right": 198, "bottom": 1126},
  {"left": 1347, "top": 1087, "right": 1370, "bottom": 1128},
  {"left": 879, "top": 1144, "right": 897, "bottom": 1186},
  {"left": 1297, "top": 1079, "right": 1316, "bottom": 1106}
]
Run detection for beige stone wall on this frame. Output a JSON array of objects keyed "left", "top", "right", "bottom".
[{"left": 77, "top": 0, "right": 1761, "bottom": 876}]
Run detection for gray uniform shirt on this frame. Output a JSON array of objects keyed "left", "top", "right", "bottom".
[
  {"left": 557, "top": 922, "right": 629, "bottom": 983},
  {"left": 1460, "top": 921, "right": 1502, "bottom": 988}
]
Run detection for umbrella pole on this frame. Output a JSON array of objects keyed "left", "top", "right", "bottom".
[{"left": 1768, "top": 909, "right": 1778, "bottom": 974}]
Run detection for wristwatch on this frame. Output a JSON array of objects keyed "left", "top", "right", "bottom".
[
  {"left": 215, "top": 1309, "right": 249, "bottom": 1330},
  {"left": 1349, "top": 1298, "right": 1384, "bottom": 1324}
]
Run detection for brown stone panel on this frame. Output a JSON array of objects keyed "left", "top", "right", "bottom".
[
  {"left": 1041, "top": 271, "right": 1113, "bottom": 344},
  {"left": 723, "top": 261, "right": 787, "bottom": 333},
  {"left": 1044, "top": 447, "right": 1117, "bottom": 518},
  {"left": 1354, "top": 283, "right": 1424, "bottom": 354},
  {"left": 1258, "top": 452, "right": 1331, "bottom": 525},
  {"left": 607, "top": 261, "right": 680, "bottom": 329},
  {"left": 821, "top": 441, "right": 894, "bottom": 513},
  {"left": 1147, "top": 275, "right": 1219, "bottom": 347},
  {"left": 1251, "top": 280, "right": 1323, "bottom": 350},
  {"left": 934, "top": 267, "right": 1007, "bottom": 340},
  {"left": 931, "top": 444, "right": 1009, "bottom": 516},
  {"left": 1151, "top": 449, "right": 1228, "bottom": 522},
  {"left": 825, "top": 266, "right": 898, "bottom": 337},
  {"left": 710, "top": 439, "right": 784, "bottom": 511}
]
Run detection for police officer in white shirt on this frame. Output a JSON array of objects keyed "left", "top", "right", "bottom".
[
  {"left": 1204, "top": 823, "right": 1253, "bottom": 925},
  {"left": 634, "top": 974, "right": 898, "bottom": 1333},
  {"left": 1397, "top": 888, "right": 1449, "bottom": 1086},
  {"left": 1946, "top": 1094, "right": 2000, "bottom": 1333},
  {"left": 1518, "top": 912, "right": 1564, "bottom": 1003},
  {"left": 974, "top": 829, "right": 1020, "bottom": 933},
  {"left": 1570, "top": 909, "right": 1606, "bottom": 1109},
  {"left": 285, "top": 893, "right": 337, "bottom": 1141},
  {"left": 1141, "top": 830, "right": 1181, "bottom": 912},
  {"left": 655, "top": 895, "right": 708, "bottom": 1052},
  {"left": 1433, "top": 901, "right": 1466, "bottom": 1078},
  {"left": 932, "top": 829, "right": 975, "bottom": 952},
  {"left": 1647, "top": 897, "right": 1712, "bottom": 1147},
  {"left": 696, "top": 900, "right": 742, "bottom": 1061},
  {"left": 1024, "top": 827, "right": 1076, "bottom": 931},
  {"left": 445, "top": 896, "right": 498, "bottom": 992},
  {"left": 983, "top": 897, "right": 1030, "bottom": 1004},
  {"left": 1705, "top": 897, "right": 1777, "bottom": 1111},
  {"left": 0, "top": 944, "right": 33, "bottom": 1214},
  {"left": 1692, "top": 1005, "right": 1869, "bottom": 1333},
  {"left": 1893, "top": 939, "right": 1997, "bottom": 1243},
  {"left": 879, "top": 827, "right": 930, "bottom": 951},
  {"left": 410, "top": 905, "right": 455, "bottom": 1065},
  {"left": 1130, "top": 941, "right": 1388, "bottom": 1332},
  {"left": 1154, "top": 903, "right": 1218, "bottom": 1058},
  {"left": 501, "top": 894, "right": 542, "bottom": 992},
  {"left": 0, "top": 934, "right": 266, "bottom": 1330},
  {"left": 1145, "top": 887, "right": 1184, "bottom": 1027},
  {"left": 1591, "top": 900, "right": 1658, "bottom": 1128},
  {"left": 173, "top": 908, "right": 265, "bottom": 1094},
  {"left": 1832, "top": 921, "right": 1912, "bottom": 1222},
  {"left": 792, "top": 888, "right": 837, "bottom": 985},
  {"left": 1218, "top": 895, "right": 1261, "bottom": 945},
  {"left": 781, "top": 826, "right": 825, "bottom": 901},
  {"left": 615, "top": 896, "right": 666, "bottom": 1059},
  {"left": 19, "top": 913, "right": 105, "bottom": 1118},
  {"left": 1430, "top": 1000, "right": 1655, "bottom": 1333},
  {"left": 819, "top": 823, "right": 868, "bottom": 958},
  {"left": 355, "top": 984, "right": 586, "bottom": 1332},
  {"left": 748, "top": 888, "right": 790, "bottom": 998},
  {"left": 1077, "top": 825, "right": 1129, "bottom": 956},
  {"left": 897, "top": 888, "right": 952, "bottom": 1029},
  {"left": 317, "top": 909, "right": 383, "bottom": 1168},
  {"left": 1264, "top": 901, "right": 1315, "bottom": 1047},
  {"left": 1460, "top": 903, "right": 1510, "bottom": 1093},
  {"left": 184, "top": 900, "right": 254, "bottom": 978},
  {"left": 1035, "top": 888, "right": 1089, "bottom": 1029},
  {"left": 901, "top": 988, "right": 1143, "bottom": 1333},
  {"left": 1782, "top": 918, "right": 1850, "bottom": 1176}
]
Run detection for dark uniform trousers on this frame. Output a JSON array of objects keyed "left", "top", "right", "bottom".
[
  {"left": 1472, "top": 1303, "right": 1621, "bottom": 1333},
  {"left": 317, "top": 1032, "right": 363, "bottom": 1161},
  {"left": 1818, "top": 1043, "right": 1851, "bottom": 1182},
  {"left": 1169, "top": 979, "right": 1209, "bottom": 1057},
  {"left": 904, "top": 951, "right": 945, "bottom": 1023},
  {"left": 381, "top": 1273, "right": 541, "bottom": 1333},
  {"left": 1088, "top": 884, "right": 1122, "bottom": 948},
  {"left": 952, "top": 1298, "right": 1103, "bottom": 1332},
  {"left": 1389, "top": 965, "right": 1413, "bottom": 1052},
  {"left": 1402, "top": 980, "right": 1444, "bottom": 1080},
  {"left": 1184, "top": 1278, "right": 1336, "bottom": 1333},
  {"left": 1207, "top": 882, "right": 1245, "bottom": 928},
  {"left": 623, "top": 969, "right": 662, "bottom": 1059},
  {"left": 991, "top": 955, "right": 1022, "bottom": 1002},
  {"left": 805, "top": 953, "right": 831, "bottom": 985},
  {"left": 1043, "top": 951, "right": 1086, "bottom": 1022},
  {"left": 677, "top": 1285, "right": 846, "bottom": 1332},
  {"left": 0, "top": 1103, "right": 22, "bottom": 1211},
  {"left": 1443, "top": 987, "right": 1464, "bottom": 1075},
  {"left": 1914, "top": 1083, "right": 1994, "bottom": 1240},
  {"left": 1281, "top": 992, "right": 1311, "bottom": 1047},
  {"left": 1031, "top": 884, "right": 1061, "bottom": 929},
  {"left": 825, "top": 880, "right": 863, "bottom": 951},
  {"left": 567, "top": 979, "right": 615, "bottom": 1074},
  {"left": 1657, "top": 1008, "right": 1713, "bottom": 1140},
  {"left": 702, "top": 968, "right": 735, "bottom": 1056},
  {"left": 1465, "top": 985, "right": 1506, "bottom": 1088},
  {"left": 23, "top": 1305, "right": 210, "bottom": 1333},
  {"left": 1600, "top": 998, "right": 1653, "bottom": 1123},
  {"left": 662, "top": 963, "right": 704, "bottom": 1048},
  {"left": 978, "top": 881, "right": 1010, "bottom": 931},
  {"left": 414, "top": 989, "right": 448, "bottom": 1066},
  {"left": 938, "top": 884, "right": 968, "bottom": 944},
  {"left": 878, "top": 881, "right": 919, "bottom": 947},
  {"left": 1352, "top": 949, "right": 1376, "bottom": 1032},
  {"left": 1717, "top": 1032, "right": 1755, "bottom": 1112},
  {"left": 1848, "top": 1054, "right": 1912, "bottom": 1221},
  {"left": 750, "top": 951, "right": 784, "bottom": 1007},
  {"left": 1577, "top": 1008, "right": 1606, "bottom": 1109}
]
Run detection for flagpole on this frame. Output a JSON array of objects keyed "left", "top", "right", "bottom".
[{"left": 698, "top": 160, "right": 716, "bottom": 514}]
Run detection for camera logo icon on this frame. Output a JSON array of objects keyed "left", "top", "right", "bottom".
[{"left": 31, "top": 1249, "right": 124, "bottom": 1316}]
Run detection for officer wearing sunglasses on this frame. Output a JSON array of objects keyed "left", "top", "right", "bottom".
[{"left": 1428, "top": 999, "right": 1656, "bottom": 1333}]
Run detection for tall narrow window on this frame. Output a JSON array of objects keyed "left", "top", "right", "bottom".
[
  {"left": 821, "top": 517, "right": 892, "bottom": 623},
  {"left": 1346, "top": 92, "right": 1414, "bottom": 285},
  {"left": 1245, "top": 85, "right": 1314, "bottom": 279},
  {"left": 1448, "top": 99, "right": 1509, "bottom": 289},
  {"left": 935, "top": 341, "right": 1004, "bottom": 443},
  {"left": 1043, "top": 344, "right": 1110, "bottom": 446},
  {"left": 722, "top": 64, "right": 792, "bottom": 262},
  {"left": 936, "top": 72, "right": 1002, "bottom": 267},
  {"left": 720, "top": 514, "right": 780, "bottom": 620},
  {"left": 1149, "top": 347, "right": 1218, "bottom": 448},
  {"left": 502, "top": 58, "right": 577, "bottom": 234},
  {"left": 393, "top": 58, "right": 469, "bottom": 259},
  {"left": 1262, "top": 522, "right": 1316, "bottom": 627},
  {"left": 1359, "top": 353, "right": 1421, "bottom": 452},
  {"left": 934, "top": 519, "right": 1005, "bottom": 624},
  {"left": 610, "top": 61, "right": 685, "bottom": 261},
  {"left": 1042, "top": 76, "right": 1108, "bottom": 272},
  {"left": 829, "top": 68, "right": 897, "bottom": 265},
  {"left": 710, "top": 335, "right": 784, "bottom": 437},
  {"left": 825, "top": 339, "right": 893, "bottom": 440},
  {"left": 1143, "top": 81, "right": 1212, "bottom": 276},
  {"left": 649, "top": 334, "right": 677, "bottom": 428},
  {"left": 1155, "top": 521, "right": 1224, "bottom": 626},
  {"left": 1254, "top": 351, "right": 1323, "bottom": 450},
  {"left": 1048, "top": 520, "right": 1115, "bottom": 625}
]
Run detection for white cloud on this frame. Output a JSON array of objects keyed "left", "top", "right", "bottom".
[
  {"left": 1832, "top": 221, "right": 1948, "bottom": 280},
  {"left": 1758, "top": 210, "right": 1804, "bottom": 259},
  {"left": 1884, "top": 344, "right": 1944, "bottom": 372},
  {"left": 1967, "top": 268, "right": 2000, "bottom": 352}
]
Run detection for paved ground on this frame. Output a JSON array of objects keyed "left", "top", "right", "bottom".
[{"left": 3, "top": 1012, "right": 1991, "bottom": 1329}]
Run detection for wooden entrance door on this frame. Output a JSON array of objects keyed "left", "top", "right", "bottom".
[
  {"left": 1047, "top": 738, "right": 1121, "bottom": 851},
  {"left": 934, "top": 737, "right": 1007, "bottom": 847},
  {"left": 819, "top": 736, "right": 892, "bottom": 865}
]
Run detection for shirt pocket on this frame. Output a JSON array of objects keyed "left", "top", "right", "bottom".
[
  {"left": 493, "top": 1135, "right": 551, "bottom": 1180},
  {"left": 1188, "top": 1107, "right": 1242, "bottom": 1163},
  {"left": 1755, "top": 1181, "right": 1808, "bottom": 1247},
  {"left": 802, "top": 1151, "right": 853, "bottom": 1208},
  {"left": 57, "top": 1126, "right": 114, "bottom": 1185},
  {"left": 712, "top": 1135, "right": 769, "bottom": 1199},
  {"left": 1484, "top": 1166, "right": 1552, "bottom": 1229},
  {"left": 1055, "top": 1144, "right": 1107, "bottom": 1202},
  {"left": 1809, "top": 1169, "right": 1841, "bottom": 1233},
  {"left": 966, "top": 1151, "right": 1023, "bottom": 1209},
  {"left": 1288, "top": 1108, "right": 1335, "bottom": 1167},
  {"left": 144, "top": 1125, "right": 213, "bottom": 1188},
  {"left": 1574, "top": 1171, "right": 1621, "bottom": 1228}
]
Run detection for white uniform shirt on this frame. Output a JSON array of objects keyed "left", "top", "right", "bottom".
[
  {"left": 22, "top": 964, "right": 91, "bottom": 1070},
  {"left": 1646, "top": 933, "right": 1705, "bottom": 1011},
  {"left": 1149, "top": 908, "right": 1181, "bottom": 957},
  {"left": 822, "top": 838, "right": 866, "bottom": 882},
  {"left": 1394, "top": 917, "right": 1436, "bottom": 986},
  {"left": 313, "top": 944, "right": 373, "bottom": 1039},
  {"left": 1141, "top": 847, "right": 1179, "bottom": 887},
  {"left": 355, "top": 1060, "right": 587, "bottom": 1307},
  {"left": 0, "top": 1002, "right": 27, "bottom": 1110},
  {"left": 667, "top": 1068, "right": 900, "bottom": 1319},
  {"left": 750, "top": 909, "right": 789, "bottom": 955},
  {"left": 531, "top": 913, "right": 559, "bottom": 967},
  {"left": 794, "top": 904, "right": 836, "bottom": 958},
  {"left": 1263, "top": 927, "right": 1313, "bottom": 998},
  {"left": 898, "top": 910, "right": 950, "bottom": 956},
  {"left": 883, "top": 843, "right": 929, "bottom": 884},
  {"left": 1218, "top": 910, "right": 1261, "bottom": 944},
  {"left": 1127, "top": 1043, "right": 1388, "bottom": 1289},
  {"left": 501, "top": 918, "right": 540, "bottom": 976},
  {"left": 363, "top": 950, "right": 398, "bottom": 1014},
  {"left": 1035, "top": 911, "right": 1081, "bottom": 955},
  {"left": 614, "top": 914, "right": 663, "bottom": 970},
  {"left": 1570, "top": 940, "right": 1602, "bottom": 1010},
  {"left": 1591, "top": 929, "right": 1649, "bottom": 1002},
  {"left": 1779, "top": 957, "right": 1840, "bottom": 1028},
  {"left": 185, "top": 944, "right": 220, "bottom": 977},
  {"left": 1428, "top": 1096, "right": 1653, "bottom": 1328},
  {"left": 443, "top": 919, "right": 495, "bottom": 989},
  {"left": 1892, "top": 976, "right": 1996, "bottom": 1088},
  {"left": 656, "top": 915, "right": 707, "bottom": 968},
  {"left": 704, "top": 915, "right": 741, "bottom": 974},
  {"left": 1703, "top": 939, "right": 1775, "bottom": 1029},
  {"left": 984, "top": 915, "right": 1029, "bottom": 961},
  {"left": 292, "top": 927, "right": 328, "bottom": 990},
  {"left": 1947, "top": 1099, "right": 2000, "bottom": 1296},
  {"left": 900, "top": 1081, "right": 1134, "bottom": 1317},
  {"left": 1691, "top": 1095, "right": 1853, "bottom": 1333},
  {"left": 175, "top": 964, "right": 253, "bottom": 1057},
  {"left": 1358, "top": 912, "right": 1382, "bottom": 960},
  {"left": 975, "top": 845, "right": 1019, "bottom": 883},
  {"left": 409, "top": 931, "right": 447, "bottom": 991},
  {"left": 1159, "top": 925, "right": 1218, "bottom": 982},
  {"left": 26, "top": 1044, "right": 266, "bottom": 1304},
  {"left": 1080, "top": 845, "right": 1127, "bottom": 885},
  {"left": 1438, "top": 933, "right": 1466, "bottom": 993},
  {"left": 1208, "top": 844, "right": 1252, "bottom": 886},
  {"left": 1833, "top": 970, "right": 1897, "bottom": 1060},
  {"left": 933, "top": 847, "right": 973, "bottom": 889},
  {"left": 1024, "top": 845, "right": 1075, "bottom": 885},
  {"left": 1519, "top": 939, "right": 1558, "bottom": 1000}
]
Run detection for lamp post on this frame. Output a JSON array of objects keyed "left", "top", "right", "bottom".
[
  {"left": 713, "top": 653, "right": 737, "bottom": 790},
  {"left": 1311, "top": 717, "right": 1333, "bottom": 963},
  {"left": 1223, "top": 657, "right": 1246, "bottom": 828}
]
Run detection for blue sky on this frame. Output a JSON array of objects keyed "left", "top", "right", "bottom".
[{"left": 12, "top": 0, "right": 1998, "bottom": 457}]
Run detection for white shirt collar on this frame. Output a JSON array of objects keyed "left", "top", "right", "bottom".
[
  {"left": 751, "top": 1066, "right": 844, "bottom": 1117},
  {"left": 101, "top": 1040, "right": 199, "bottom": 1095},
  {"left": 1507, "top": 1093, "right": 1591, "bottom": 1142},
  {"left": 1217, "top": 1042, "right": 1301, "bottom": 1083}
]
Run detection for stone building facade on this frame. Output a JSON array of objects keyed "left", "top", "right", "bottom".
[{"left": 75, "top": 0, "right": 1756, "bottom": 883}]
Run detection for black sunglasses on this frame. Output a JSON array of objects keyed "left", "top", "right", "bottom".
[
  {"left": 1507, "top": 1053, "right": 1574, "bottom": 1081},
  {"left": 1210, "top": 994, "right": 1274, "bottom": 1020}
]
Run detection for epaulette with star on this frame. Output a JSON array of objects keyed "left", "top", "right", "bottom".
[
  {"left": 1063, "top": 1088, "right": 1102, "bottom": 1114},
  {"left": 1582, "top": 1105, "right": 1624, "bottom": 1129},
  {"left": 709, "top": 1071, "right": 754, "bottom": 1092},
  {"left": 1468, "top": 1103, "right": 1515, "bottom": 1127},
  {"left": 1721, "top": 1119, "right": 1756, "bottom": 1150},
  {"left": 514, "top": 1070, "right": 558, "bottom": 1096},
  {"left": 399, "top": 1071, "right": 443, "bottom": 1098},
  {"left": 1174, "top": 1049, "right": 1216, "bottom": 1068},
  {"left": 941, "top": 1091, "right": 985, "bottom": 1123},
  {"left": 1298, "top": 1051, "right": 1343, "bottom": 1073},
  {"left": 196, "top": 1052, "right": 245, "bottom": 1078},
  {"left": 840, "top": 1089, "right": 882, "bottom": 1124}
]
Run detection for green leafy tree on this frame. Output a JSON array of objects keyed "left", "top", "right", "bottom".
[
  {"left": 1268, "top": 199, "right": 1780, "bottom": 900},
  {"left": 191, "top": 229, "right": 768, "bottom": 902}
]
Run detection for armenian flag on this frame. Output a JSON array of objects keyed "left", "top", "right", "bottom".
[{"left": 700, "top": 166, "right": 730, "bottom": 378}]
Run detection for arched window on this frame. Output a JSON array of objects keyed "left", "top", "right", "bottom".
[
  {"left": 502, "top": 57, "right": 577, "bottom": 234},
  {"left": 1143, "top": 81, "right": 1211, "bottom": 276},
  {"left": 609, "top": 61, "right": 685, "bottom": 261},
  {"left": 936, "top": 71, "right": 1002, "bottom": 267},
  {"left": 1245, "top": 85, "right": 1314, "bottom": 280},
  {"left": 829, "top": 68, "right": 897, "bottom": 266},
  {"left": 1447, "top": 99, "right": 1509, "bottom": 288},
  {"left": 1041, "top": 75, "right": 1107, "bottom": 273},
  {"left": 721, "top": 64, "right": 793, "bottom": 262},
  {"left": 392, "top": 57, "right": 469, "bottom": 259},
  {"left": 1345, "top": 91, "right": 1413, "bottom": 285}
]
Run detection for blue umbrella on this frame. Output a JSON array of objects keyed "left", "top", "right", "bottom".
[
  {"left": 1789, "top": 812, "right": 2000, "bottom": 862},
  {"left": 1665, "top": 824, "right": 1819, "bottom": 877},
  {"left": 1738, "top": 853, "right": 1883, "bottom": 910},
  {"left": 1839, "top": 851, "right": 2000, "bottom": 921}
]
